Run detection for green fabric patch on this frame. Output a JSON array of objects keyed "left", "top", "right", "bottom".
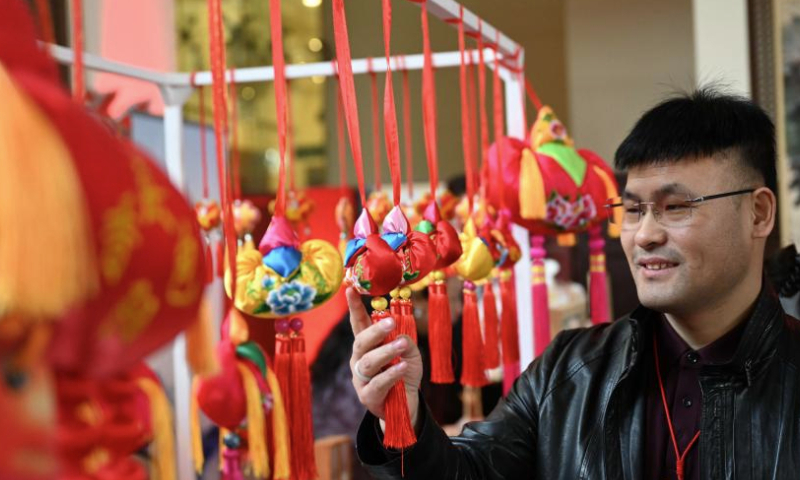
[
  {"left": 536, "top": 142, "right": 587, "bottom": 186},
  {"left": 236, "top": 342, "right": 267, "bottom": 378},
  {"left": 415, "top": 220, "right": 435, "bottom": 235}
]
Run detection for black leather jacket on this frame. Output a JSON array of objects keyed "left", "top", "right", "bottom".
[{"left": 357, "top": 287, "right": 800, "bottom": 479}]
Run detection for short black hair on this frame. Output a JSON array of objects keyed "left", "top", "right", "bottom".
[{"left": 614, "top": 87, "right": 776, "bottom": 192}]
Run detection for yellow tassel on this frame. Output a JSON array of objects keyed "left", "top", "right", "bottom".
[
  {"left": 228, "top": 307, "right": 250, "bottom": 346},
  {"left": 557, "top": 233, "right": 576, "bottom": 247},
  {"left": 592, "top": 165, "right": 622, "bottom": 238},
  {"left": 136, "top": 377, "right": 177, "bottom": 480},
  {"left": 185, "top": 298, "right": 219, "bottom": 376},
  {"left": 190, "top": 377, "right": 205, "bottom": 475},
  {"left": 266, "top": 368, "right": 291, "bottom": 480},
  {"left": 519, "top": 148, "right": 547, "bottom": 220},
  {"left": 0, "top": 64, "right": 99, "bottom": 320},
  {"left": 236, "top": 362, "right": 269, "bottom": 479}
]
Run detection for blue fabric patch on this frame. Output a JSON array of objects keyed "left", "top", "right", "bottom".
[
  {"left": 344, "top": 238, "right": 367, "bottom": 266},
  {"left": 381, "top": 232, "right": 407, "bottom": 251},
  {"left": 263, "top": 246, "right": 302, "bottom": 278}
]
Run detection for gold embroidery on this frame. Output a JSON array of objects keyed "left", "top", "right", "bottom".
[
  {"left": 100, "top": 280, "right": 160, "bottom": 342},
  {"left": 100, "top": 193, "right": 141, "bottom": 285},
  {"left": 165, "top": 222, "right": 202, "bottom": 307},
  {"left": 131, "top": 155, "right": 176, "bottom": 233}
]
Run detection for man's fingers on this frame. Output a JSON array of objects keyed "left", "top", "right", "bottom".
[
  {"left": 347, "top": 287, "right": 371, "bottom": 335},
  {"left": 355, "top": 336, "right": 409, "bottom": 379},
  {"left": 359, "top": 361, "right": 407, "bottom": 404},
  {"left": 351, "top": 316, "right": 396, "bottom": 363}
]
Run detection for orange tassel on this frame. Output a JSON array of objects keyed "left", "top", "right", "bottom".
[
  {"left": 428, "top": 273, "right": 454, "bottom": 384},
  {"left": 519, "top": 148, "right": 547, "bottom": 220},
  {"left": 460, "top": 283, "right": 487, "bottom": 387},
  {"left": 371, "top": 296, "right": 416, "bottom": 449},
  {"left": 204, "top": 241, "right": 214, "bottom": 284},
  {"left": 482, "top": 281, "right": 501, "bottom": 371},
  {"left": 185, "top": 299, "right": 219, "bottom": 376},
  {"left": 288, "top": 319, "right": 317, "bottom": 479}
]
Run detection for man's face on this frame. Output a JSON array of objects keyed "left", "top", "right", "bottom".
[{"left": 620, "top": 156, "right": 755, "bottom": 316}]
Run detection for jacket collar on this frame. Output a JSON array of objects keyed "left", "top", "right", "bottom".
[{"left": 626, "top": 280, "right": 784, "bottom": 384}]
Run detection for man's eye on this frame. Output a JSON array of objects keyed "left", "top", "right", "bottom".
[
  {"left": 624, "top": 207, "right": 640, "bottom": 214},
  {"left": 664, "top": 203, "right": 691, "bottom": 212}
]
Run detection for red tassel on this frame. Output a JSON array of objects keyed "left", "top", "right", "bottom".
[
  {"left": 204, "top": 241, "right": 214, "bottom": 284},
  {"left": 482, "top": 281, "right": 501, "bottom": 371},
  {"left": 287, "top": 318, "right": 317, "bottom": 479},
  {"left": 372, "top": 295, "right": 417, "bottom": 449},
  {"left": 428, "top": 274, "right": 454, "bottom": 384},
  {"left": 589, "top": 225, "right": 610, "bottom": 324},
  {"left": 499, "top": 270, "right": 520, "bottom": 395},
  {"left": 460, "top": 283, "right": 487, "bottom": 387},
  {"left": 216, "top": 239, "right": 225, "bottom": 278},
  {"left": 274, "top": 321, "right": 292, "bottom": 408}
]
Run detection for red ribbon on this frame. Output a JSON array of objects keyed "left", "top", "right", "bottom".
[
  {"left": 477, "top": 22, "right": 489, "bottom": 177},
  {"left": 333, "top": 62, "right": 348, "bottom": 196},
  {"left": 456, "top": 7, "right": 476, "bottom": 212},
  {"left": 381, "top": 0, "right": 402, "bottom": 206},
  {"left": 466, "top": 59, "right": 479, "bottom": 200},
  {"left": 269, "top": 0, "right": 289, "bottom": 217},
  {"left": 525, "top": 77, "right": 543, "bottom": 112},
  {"left": 367, "top": 58, "right": 383, "bottom": 193},
  {"left": 332, "top": 0, "right": 367, "bottom": 206},
  {"left": 420, "top": 1, "right": 439, "bottom": 199},
  {"left": 70, "top": 0, "right": 85, "bottom": 102},
  {"left": 492, "top": 33, "right": 507, "bottom": 209},
  {"left": 400, "top": 57, "right": 414, "bottom": 199},
  {"left": 287, "top": 80, "right": 297, "bottom": 195},
  {"left": 195, "top": 79, "right": 210, "bottom": 199},
  {"left": 34, "top": 0, "right": 55, "bottom": 44},
  {"left": 207, "top": 0, "right": 237, "bottom": 299}
]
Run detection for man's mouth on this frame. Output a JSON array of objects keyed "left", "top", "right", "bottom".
[{"left": 637, "top": 258, "right": 679, "bottom": 272}]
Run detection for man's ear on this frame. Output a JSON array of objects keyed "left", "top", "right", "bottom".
[{"left": 751, "top": 187, "right": 776, "bottom": 239}]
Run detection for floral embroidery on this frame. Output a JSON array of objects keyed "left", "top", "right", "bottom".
[
  {"left": 545, "top": 194, "right": 597, "bottom": 230},
  {"left": 265, "top": 281, "right": 316, "bottom": 316}
]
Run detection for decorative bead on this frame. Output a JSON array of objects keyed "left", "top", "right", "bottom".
[
  {"left": 275, "top": 319, "right": 290, "bottom": 334},
  {"left": 463, "top": 280, "right": 476, "bottom": 291},
  {"left": 389, "top": 288, "right": 400, "bottom": 299},
  {"left": 289, "top": 318, "right": 304, "bottom": 332},
  {"left": 433, "top": 270, "right": 445, "bottom": 282},
  {"left": 399, "top": 286, "right": 412, "bottom": 299},
  {"left": 371, "top": 297, "right": 388, "bottom": 311},
  {"left": 223, "top": 432, "right": 242, "bottom": 449}
]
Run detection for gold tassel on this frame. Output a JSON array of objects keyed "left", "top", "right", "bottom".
[
  {"left": 266, "top": 368, "right": 291, "bottom": 480},
  {"left": 519, "top": 148, "right": 547, "bottom": 220},
  {"left": 190, "top": 377, "right": 205, "bottom": 475},
  {"left": 137, "top": 377, "right": 177, "bottom": 480},
  {"left": 0, "top": 64, "right": 98, "bottom": 319},
  {"left": 236, "top": 362, "right": 269, "bottom": 479},
  {"left": 556, "top": 233, "right": 576, "bottom": 247},
  {"left": 592, "top": 165, "right": 621, "bottom": 238},
  {"left": 228, "top": 307, "right": 250, "bottom": 346},
  {"left": 185, "top": 298, "right": 219, "bottom": 376}
]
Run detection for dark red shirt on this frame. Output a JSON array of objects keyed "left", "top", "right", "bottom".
[{"left": 644, "top": 316, "right": 747, "bottom": 480}]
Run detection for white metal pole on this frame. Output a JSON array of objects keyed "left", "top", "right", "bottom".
[
  {"left": 499, "top": 52, "right": 535, "bottom": 369},
  {"left": 160, "top": 85, "right": 195, "bottom": 480}
]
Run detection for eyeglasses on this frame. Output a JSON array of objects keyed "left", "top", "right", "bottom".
[{"left": 605, "top": 188, "right": 756, "bottom": 229}]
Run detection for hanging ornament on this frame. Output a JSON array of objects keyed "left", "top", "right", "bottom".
[{"left": 0, "top": 2, "right": 214, "bottom": 477}]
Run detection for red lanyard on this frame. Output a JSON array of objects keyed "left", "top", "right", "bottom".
[{"left": 653, "top": 334, "right": 701, "bottom": 480}]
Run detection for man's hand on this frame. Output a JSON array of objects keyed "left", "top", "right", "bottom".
[{"left": 347, "top": 287, "right": 423, "bottom": 428}]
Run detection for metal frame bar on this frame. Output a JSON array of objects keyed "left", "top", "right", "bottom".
[{"left": 46, "top": 2, "right": 530, "bottom": 477}]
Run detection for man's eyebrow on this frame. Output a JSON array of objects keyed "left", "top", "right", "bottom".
[
  {"left": 622, "top": 183, "right": 695, "bottom": 201},
  {"left": 621, "top": 191, "right": 640, "bottom": 201}
]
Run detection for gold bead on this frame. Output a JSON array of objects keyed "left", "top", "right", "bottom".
[
  {"left": 371, "top": 297, "right": 388, "bottom": 311},
  {"left": 433, "top": 270, "right": 445, "bottom": 282},
  {"left": 389, "top": 288, "right": 400, "bottom": 299},
  {"left": 399, "top": 286, "right": 412, "bottom": 299}
]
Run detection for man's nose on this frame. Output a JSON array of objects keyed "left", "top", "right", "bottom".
[{"left": 633, "top": 207, "right": 667, "bottom": 249}]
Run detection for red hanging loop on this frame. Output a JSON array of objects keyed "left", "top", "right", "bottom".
[
  {"left": 399, "top": 56, "right": 414, "bottom": 199},
  {"left": 269, "top": 0, "right": 289, "bottom": 217},
  {"left": 287, "top": 80, "right": 297, "bottom": 195},
  {"left": 476, "top": 21, "right": 489, "bottom": 177},
  {"left": 420, "top": 0, "right": 439, "bottom": 199},
  {"left": 457, "top": 6, "right": 476, "bottom": 212},
  {"left": 332, "top": 0, "right": 368, "bottom": 206},
  {"left": 333, "top": 61, "right": 349, "bottom": 196},
  {"left": 228, "top": 69, "right": 242, "bottom": 200},
  {"left": 381, "top": 0, "right": 402, "bottom": 207},
  {"left": 34, "top": 0, "right": 55, "bottom": 44},
  {"left": 70, "top": 0, "right": 85, "bottom": 102},
  {"left": 492, "top": 32, "right": 507, "bottom": 209},
  {"left": 367, "top": 58, "right": 384, "bottom": 193}
]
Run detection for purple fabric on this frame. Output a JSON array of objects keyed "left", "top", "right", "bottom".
[{"left": 645, "top": 315, "right": 747, "bottom": 480}]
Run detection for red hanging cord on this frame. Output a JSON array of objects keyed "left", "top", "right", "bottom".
[
  {"left": 653, "top": 335, "right": 701, "bottom": 480},
  {"left": 269, "top": 0, "right": 289, "bottom": 217},
  {"left": 466, "top": 58, "right": 479, "bottom": 200},
  {"left": 196, "top": 80, "right": 210, "bottom": 199},
  {"left": 476, "top": 22, "right": 489, "bottom": 177},
  {"left": 525, "top": 78, "right": 543, "bottom": 112},
  {"left": 400, "top": 56, "right": 414, "bottom": 199},
  {"left": 333, "top": 62, "right": 349, "bottom": 196},
  {"left": 228, "top": 69, "right": 242, "bottom": 200},
  {"left": 367, "top": 58, "right": 383, "bottom": 193},
  {"left": 287, "top": 80, "right": 297, "bottom": 195},
  {"left": 70, "top": 0, "right": 85, "bottom": 101},
  {"left": 420, "top": 1, "right": 439, "bottom": 199},
  {"left": 34, "top": 0, "right": 55, "bottom": 44},
  {"left": 207, "top": 0, "right": 237, "bottom": 300},
  {"left": 492, "top": 33, "right": 507, "bottom": 209},
  {"left": 456, "top": 7, "right": 476, "bottom": 212},
  {"left": 381, "top": 0, "right": 402, "bottom": 207},
  {"left": 332, "top": 0, "right": 368, "bottom": 206}
]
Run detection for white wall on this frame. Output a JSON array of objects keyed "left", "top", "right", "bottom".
[{"left": 565, "top": 0, "right": 696, "bottom": 164}]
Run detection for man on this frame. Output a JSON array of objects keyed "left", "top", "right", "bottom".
[{"left": 347, "top": 89, "right": 795, "bottom": 479}]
